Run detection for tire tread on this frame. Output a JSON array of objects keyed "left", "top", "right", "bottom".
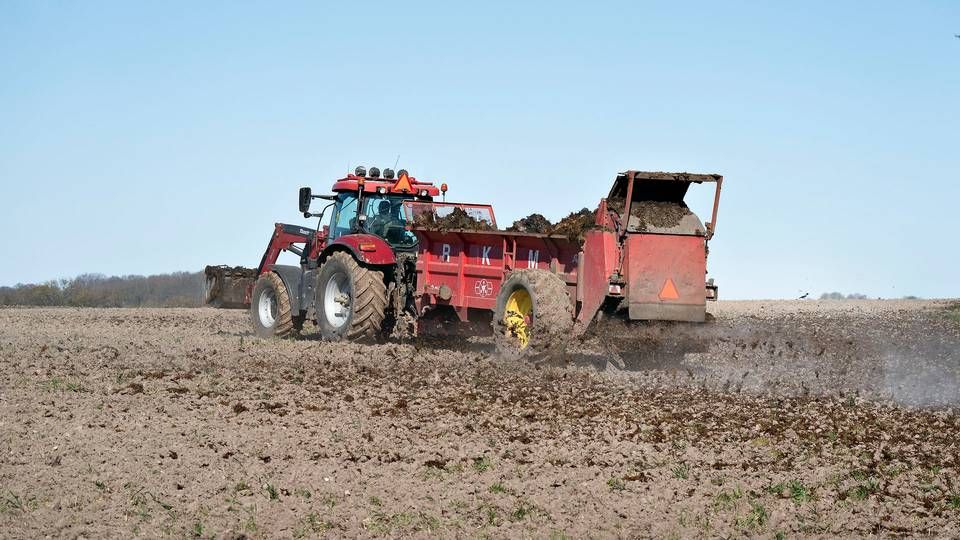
[
  {"left": 250, "top": 272, "right": 295, "bottom": 338},
  {"left": 493, "top": 269, "right": 574, "bottom": 360},
  {"left": 327, "top": 252, "right": 387, "bottom": 340}
]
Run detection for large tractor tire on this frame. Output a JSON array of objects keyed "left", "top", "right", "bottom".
[
  {"left": 493, "top": 269, "right": 574, "bottom": 361},
  {"left": 315, "top": 251, "right": 387, "bottom": 341},
  {"left": 250, "top": 272, "right": 297, "bottom": 338}
]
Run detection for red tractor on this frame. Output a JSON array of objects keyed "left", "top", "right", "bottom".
[{"left": 205, "top": 167, "right": 722, "bottom": 359}]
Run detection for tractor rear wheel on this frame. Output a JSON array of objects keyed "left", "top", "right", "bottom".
[
  {"left": 250, "top": 272, "right": 297, "bottom": 338},
  {"left": 315, "top": 251, "right": 387, "bottom": 341},
  {"left": 493, "top": 269, "right": 574, "bottom": 361}
]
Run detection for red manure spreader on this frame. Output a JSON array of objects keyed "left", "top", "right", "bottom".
[{"left": 205, "top": 167, "right": 722, "bottom": 359}]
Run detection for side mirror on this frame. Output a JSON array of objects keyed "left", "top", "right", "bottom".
[{"left": 298, "top": 187, "right": 312, "bottom": 213}]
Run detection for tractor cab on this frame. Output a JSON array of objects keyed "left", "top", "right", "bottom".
[
  {"left": 329, "top": 192, "right": 417, "bottom": 248},
  {"left": 301, "top": 166, "right": 444, "bottom": 249}
]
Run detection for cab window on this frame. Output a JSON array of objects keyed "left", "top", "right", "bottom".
[
  {"left": 329, "top": 193, "right": 358, "bottom": 240},
  {"left": 364, "top": 196, "right": 418, "bottom": 248},
  {"left": 329, "top": 193, "right": 417, "bottom": 248}
]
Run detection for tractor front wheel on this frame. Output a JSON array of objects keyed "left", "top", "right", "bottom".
[
  {"left": 493, "top": 269, "right": 574, "bottom": 361},
  {"left": 250, "top": 272, "right": 297, "bottom": 338},
  {"left": 315, "top": 251, "right": 387, "bottom": 341}
]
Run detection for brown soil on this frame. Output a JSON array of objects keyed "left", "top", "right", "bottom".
[
  {"left": 204, "top": 266, "right": 257, "bottom": 309},
  {"left": 505, "top": 213, "right": 551, "bottom": 234},
  {"left": 506, "top": 208, "right": 597, "bottom": 243},
  {"left": 411, "top": 207, "right": 495, "bottom": 232},
  {"left": 418, "top": 207, "right": 597, "bottom": 242},
  {"left": 1, "top": 300, "right": 958, "bottom": 538},
  {"left": 607, "top": 197, "right": 693, "bottom": 230},
  {"left": 549, "top": 208, "right": 597, "bottom": 243}
]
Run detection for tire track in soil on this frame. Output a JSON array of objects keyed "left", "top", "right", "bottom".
[{"left": 0, "top": 303, "right": 957, "bottom": 538}]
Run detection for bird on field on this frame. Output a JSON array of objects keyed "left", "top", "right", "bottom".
[{"left": 799, "top": 292, "right": 809, "bottom": 299}]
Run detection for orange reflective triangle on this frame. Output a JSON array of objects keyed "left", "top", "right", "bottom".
[
  {"left": 392, "top": 173, "right": 413, "bottom": 193},
  {"left": 659, "top": 278, "right": 679, "bottom": 300}
]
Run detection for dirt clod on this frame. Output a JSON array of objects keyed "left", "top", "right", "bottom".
[
  {"left": 412, "top": 207, "right": 495, "bottom": 231},
  {"left": 506, "top": 208, "right": 598, "bottom": 243},
  {"left": 607, "top": 197, "right": 693, "bottom": 231},
  {"left": 550, "top": 208, "right": 597, "bottom": 242},
  {"left": 506, "top": 213, "right": 552, "bottom": 233},
  {"left": 0, "top": 303, "right": 957, "bottom": 538},
  {"left": 115, "top": 382, "right": 144, "bottom": 395}
]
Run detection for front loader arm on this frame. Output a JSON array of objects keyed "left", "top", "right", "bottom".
[
  {"left": 256, "top": 223, "right": 317, "bottom": 275},
  {"left": 206, "top": 223, "right": 324, "bottom": 310}
]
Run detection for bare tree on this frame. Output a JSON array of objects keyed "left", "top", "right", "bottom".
[{"left": 0, "top": 271, "right": 205, "bottom": 307}]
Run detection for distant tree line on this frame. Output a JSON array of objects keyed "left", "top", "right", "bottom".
[
  {"left": 1, "top": 274, "right": 925, "bottom": 307},
  {"left": 819, "top": 292, "right": 869, "bottom": 300},
  {"left": 0, "top": 272, "right": 205, "bottom": 307},
  {"left": 818, "top": 292, "right": 922, "bottom": 300}
]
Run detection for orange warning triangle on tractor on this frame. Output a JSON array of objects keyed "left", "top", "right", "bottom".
[
  {"left": 659, "top": 278, "right": 680, "bottom": 300},
  {"left": 392, "top": 172, "right": 413, "bottom": 193}
]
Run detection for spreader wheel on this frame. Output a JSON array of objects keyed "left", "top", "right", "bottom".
[
  {"left": 493, "top": 269, "right": 574, "bottom": 361},
  {"left": 250, "top": 272, "right": 297, "bottom": 339},
  {"left": 315, "top": 251, "right": 387, "bottom": 341}
]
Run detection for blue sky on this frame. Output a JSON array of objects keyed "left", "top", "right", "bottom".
[{"left": 1, "top": 1, "right": 958, "bottom": 299}]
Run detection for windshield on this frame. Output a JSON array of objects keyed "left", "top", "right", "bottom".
[
  {"left": 330, "top": 193, "right": 418, "bottom": 248},
  {"left": 364, "top": 195, "right": 418, "bottom": 248}
]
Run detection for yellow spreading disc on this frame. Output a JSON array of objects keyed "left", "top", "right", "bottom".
[{"left": 504, "top": 289, "right": 532, "bottom": 349}]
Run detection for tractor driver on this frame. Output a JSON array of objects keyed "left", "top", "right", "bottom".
[{"left": 367, "top": 199, "right": 403, "bottom": 241}]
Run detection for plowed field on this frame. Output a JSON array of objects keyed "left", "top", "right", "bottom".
[{"left": 1, "top": 301, "right": 958, "bottom": 538}]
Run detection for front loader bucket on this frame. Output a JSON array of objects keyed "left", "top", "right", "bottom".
[{"left": 204, "top": 265, "right": 256, "bottom": 309}]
